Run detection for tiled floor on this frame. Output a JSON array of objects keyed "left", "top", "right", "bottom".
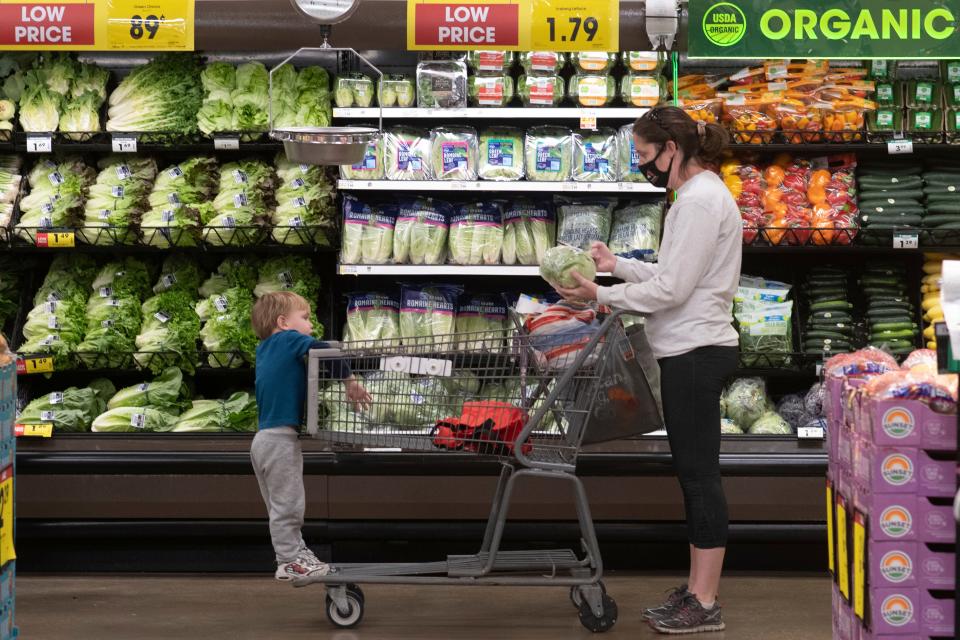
[{"left": 17, "top": 573, "right": 831, "bottom": 639}]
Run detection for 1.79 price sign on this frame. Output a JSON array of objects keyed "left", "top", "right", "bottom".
[{"left": 530, "top": 0, "right": 618, "bottom": 51}]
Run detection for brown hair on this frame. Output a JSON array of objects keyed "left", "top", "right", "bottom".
[
  {"left": 632, "top": 106, "right": 729, "bottom": 168},
  {"left": 251, "top": 291, "right": 311, "bottom": 340}
]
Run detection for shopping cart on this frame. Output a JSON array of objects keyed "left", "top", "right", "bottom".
[{"left": 301, "top": 308, "right": 651, "bottom": 633}]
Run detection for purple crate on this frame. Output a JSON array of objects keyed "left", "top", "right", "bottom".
[
  {"left": 853, "top": 445, "right": 918, "bottom": 494},
  {"left": 868, "top": 494, "right": 917, "bottom": 542},
  {"left": 917, "top": 451, "right": 955, "bottom": 498},
  {"left": 917, "top": 498, "right": 955, "bottom": 544},
  {"left": 868, "top": 588, "right": 919, "bottom": 635},
  {"left": 870, "top": 541, "right": 917, "bottom": 587},
  {"left": 919, "top": 590, "right": 954, "bottom": 637},
  {"left": 918, "top": 545, "right": 954, "bottom": 590}
]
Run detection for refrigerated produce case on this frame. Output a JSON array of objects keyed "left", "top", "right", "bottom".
[{"left": 2, "top": 3, "right": 958, "bottom": 576}]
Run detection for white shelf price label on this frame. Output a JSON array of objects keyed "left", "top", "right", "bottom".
[
  {"left": 214, "top": 137, "right": 240, "bottom": 150},
  {"left": 579, "top": 112, "right": 598, "bottom": 131},
  {"left": 26, "top": 134, "right": 52, "bottom": 153},
  {"left": 893, "top": 232, "right": 919, "bottom": 249},
  {"left": 887, "top": 139, "right": 914, "bottom": 155},
  {"left": 112, "top": 136, "right": 138, "bottom": 153},
  {"left": 798, "top": 425, "right": 825, "bottom": 440}
]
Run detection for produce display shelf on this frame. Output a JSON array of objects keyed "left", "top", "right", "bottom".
[
  {"left": 729, "top": 143, "right": 950, "bottom": 154},
  {"left": 338, "top": 264, "right": 614, "bottom": 276},
  {"left": 4, "top": 243, "right": 338, "bottom": 255},
  {"left": 332, "top": 107, "right": 650, "bottom": 120},
  {"left": 12, "top": 132, "right": 284, "bottom": 154},
  {"left": 337, "top": 180, "right": 665, "bottom": 193}
]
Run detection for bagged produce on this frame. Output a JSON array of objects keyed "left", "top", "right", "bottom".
[
  {"left": 722, "top": 377, "right": 769, "bottom": 430},
  {"left": 448, "top": 201, "right": 504, "bottom": 265},
  {"left": 525, "top": 126, "right": 572, "bottom": 182},
  {"left": 502, "top": 199, "right": 556, "bottom": 265},
  {"left": 568, "top": 74, "right": 616, "bottom": 107},
  {"left": 468, "top": 75, "right": 515, "bottom": 107},
  {"left": 519, "top": 52, "right": 568, "bottom": 74},
  {"left": 617, "top": 123, "right": 648, "bottom": 183},
  {"left": 341, "top": 195, "right": 397, "bottom": 264},
  {"left": 456, "top": 294, "right": 507, "bottom": 352},
  {"left": 340, "top": 133, "right": 384, "bottom": 180},
  {"left": 556, "top": 198, "right": 614, "bottom": 249},
  {"left": 345, "top": 292, "right": 401, "bottom": 346},
  {"left": 517, "top": 75, "right": 565, "bottom": 107},
  {"left": 378, "top": 74, "right": 416, "bottom": 108},
  {"left": 393, "top": 197, "right": 452, "bottom": 265},
  {"left": 572, "top": 128, "right": 617, "bottom": 182},
  {"left": 608, "top": 202, "right": 663, "bottom": 260},
  {"left": 478, "top": 127, "right": 524, "bottom": 181},
  {"left": 399, "top": 284, "right": 460, "bottom": 349},
  {"left": 416, "top": 60, "right": 468, "bottom": 108},
  {"left": 334, "top": 73, "right": 375, "bottom": 108},
  {"left": 430, "top": 126, "right": 478, "bottom": 181},
  {"left": 467, "top": 51, "right": 515, "bottom": 74},
  {"left": 383, "top": 126, "right": 431, "bottom": 181},
  {"left": 540, "top": 245, "right": 597, "bottom": 289},
  {"left": 735, "top": 301, "right": 794, "bottom": 367}
]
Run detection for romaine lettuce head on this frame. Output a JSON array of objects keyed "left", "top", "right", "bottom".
[
  {"left": 340, "top": 133, "right": 384, "bottom": 180},
  {"left": 502, "top": 199, "right": 555, "bottom": 265},
  {"left": 18, "top": 386, "right": 105, "bottom": 432},
  {"left": 341, "top": 195, "right": 396, "bottom": 265},
  {"left": 393, "top": 197, "right": 451, "bottom": 265},
  {"left": 91, "top": 406, "right": 178, "bottom": 433},
  {"left": 540, "top": 245, "right": 597, "bottom": 289},
  {"left": 344, "top": 292, "right": 400, "bottom": 347},
  {"left": 456, "top": 294, "right": 507, "bottom": 352},
  {"left": 448, "top": 201, "right": 503, "bottom": 265},
  {"left": 107, "top": 367, "right": 184, "bottom": 412},
  {"left": 399, "top": 284, "right": 461, "bottom": 350}
]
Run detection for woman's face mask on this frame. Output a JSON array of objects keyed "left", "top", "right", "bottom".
[{"left": 639, "top": 144, "right": 674, "bottom": 188}]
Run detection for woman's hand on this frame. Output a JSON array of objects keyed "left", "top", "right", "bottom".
[
  {"left": 344, "top": 376, "right": 372, "bottom": 412},
  {"left": 554, "top": 271, "right": 599, "bottom": 302},
  {"left": 590, "top": 242, "right": 617, "bottom": 273}
]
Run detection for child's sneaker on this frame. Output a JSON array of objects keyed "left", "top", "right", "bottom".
[
  {"left": 649, "top": 594, "right": 724, "bottom": 634},
  {"left": 275, "top": 551, "right": 330, "bottom": 581},
  {"left": 642, "top": 584, "right": 691, "bottom": 621}
]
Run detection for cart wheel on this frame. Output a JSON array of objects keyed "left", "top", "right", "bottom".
[
  {"left": 577, "top": 593, "right": 618, "bottom": 633},
  {"left": 325, "top": 592, "right": 364, "bottom": 629},
  {"left": 346, "top": 583, "right": 365, "bottom": 604},
  {"left": 569, "top": 582, "right": 606, "bottom": 609}
]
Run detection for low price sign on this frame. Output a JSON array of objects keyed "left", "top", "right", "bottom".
[
  {"left": 0, "top": 0, "right": 195, "bottom": 50},
  {"left": 407, "top": 0, "right": 618, "bottom": 51},
  {"left": 690, "top": 0, "right": 960, "bottom": 59}
]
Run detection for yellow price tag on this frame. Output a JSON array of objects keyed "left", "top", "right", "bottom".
[
  {"left": 15, "top": 423, "right": 53, "bottom": 438},
  {"left": 852, "top": 511, "right": 866, "bottom": 620},
  {"left": 836, "top": 495, "right": 849, "bottom": 601},
  {"left": 106, "top": 0, "right": 193, "bottom": 50},
  {"left": 529, "top": 0, "right": 618, "bottom": 51},
  {"left": 36, "top": 231, "right": 75, "bottom": 248},
  {"left": 17, "top": 356, "right": 54, "bottom": 375},
  {"left": 0, "top": 467, "right": 14, "bottom": 566},
  {"left": 826, "top": 479, "right": 835, "bottom": 575}
]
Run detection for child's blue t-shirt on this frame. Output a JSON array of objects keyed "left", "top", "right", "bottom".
[{"left": 255, "top": 331, "right": 347, "bottom": 431}]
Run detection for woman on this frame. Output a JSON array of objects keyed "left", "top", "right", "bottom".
[{"left": 555, "top": 106, "right": 741, "bottom": 635}]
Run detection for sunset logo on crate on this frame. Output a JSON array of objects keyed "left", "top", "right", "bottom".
[
  {"left": 879, "top": 506, "right": 912, "bottom": 538},
  {"left": 880, "top": 551, "right": 913, "bottom": 583},
  {"left": 881, "top": 594, "right": 914, "bottom": 627},
  {"left": 881, "top": 453, "right": 914, "bottom": 486},
  {"left": 881, "top": 407, "right": 915, "bottom": 439}
]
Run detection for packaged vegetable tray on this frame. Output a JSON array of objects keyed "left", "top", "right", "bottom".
[
  {"left": 908, "top": 108, "right": 944, "bottom": 144},
  {"left": 570, "top": 52, "right": 618, "bottom": 74},
  {"left": 947, "top": 109, "right": 960, "bottom": 145},
  {"left": 866, "top": 108, "right": 903, "bottom": 143},
  {"left": 378, "top": 74, "right": 416, "bottom": 108},
  {"left": 467, "top": 75, "right": 515, "bottom": 107},
  {"left": 623, "top": 51, "right": 662, "bottom": 73},
  {"left": 517, "top": 75, "right": 565, "bottom": 107},
  {"left": 467, "top": 51, "right": 515, "bottom": 74},
  {"left": 416, "top": 60, "right": 468, "bottom": 109},
  {"left": 874, "top": 81, "right": 900, "bottom": 107},
  {"left": 906, "top": 80, "right": 942, "bottom": 109},
  {"left": 620, "top": 74, "right": 662, "bottom": 108},
  {"left": 520, "top": 51, "right": 568, "bottom": 74},
  {"left": 568, "top": 74, "right": 616, "bottom": 108},
  {"left": 947, "top": 83, "right": 960, "bottom": 109}
]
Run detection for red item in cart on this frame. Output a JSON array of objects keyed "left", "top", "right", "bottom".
[{"left": 433, "top": 401, "right": 532, "bottom": 455}]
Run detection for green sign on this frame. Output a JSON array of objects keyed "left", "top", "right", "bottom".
[{"left": 689, "top": 0, "right": 960, "bottom": 59}]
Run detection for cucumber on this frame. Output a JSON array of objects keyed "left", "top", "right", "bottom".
[
  {"left": 857, "top": 189, "right": 924, "bottom": 201},
  {"left": 867, "top": 296, "right": 910, "bottom": 304},
  {"left": 811, "top": 310, "right": 852, "bottom": 322},
  {"left": 866, "top": 312, "right": 914, "bottom": 322},
  {"left": 931, "top": 222, "right": 960, "bottom": 230},
  {"left": 811, "top": 300, "right": 854, "bottom": 312},
  {"left": 806, "top": 289, "right": 847, "bottom": 300},
  {"left": 867, "top": 303, "right": 912, "bottom": 313},
  {"left": 860, "top": 214, "right": 924, "bottom": 226},
  {"left": 870, "top": 329, "right": 918, "bottom": 340},
  {"left": 805, "top": 339, "right": 853, "bottom": 350},
  {"left": 920, "top": 214, "right": 960, "bottom": 226},
  {"left": 806, "top": 329, "right": 853, "bottom": 340},
  {"left": 926, "top": 202, "right": 960, "bottom": 215},
  {"left": 858, "top": 201, "right": 924, "bottom": 213},
  {"left": 858, "top": 176, "right": 924, "bottom": 189},
  {"left": 861, "top": 277, "right": 904, "bottom": 287},
  {"left": 864, "top": 287, "right": 908, "bottom": 296},
  {"left": 922, "top": 172, "right": 960, "bottom": 182},
  {"left": 870, "top": 321, "right": 917, "bottom": 332}
]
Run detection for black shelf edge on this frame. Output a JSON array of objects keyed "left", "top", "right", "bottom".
[{"left": 15, "top": 449, "right": 828, "bottom": 476}]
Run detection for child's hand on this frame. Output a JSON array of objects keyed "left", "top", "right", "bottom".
[{"left": 344, "top": 376, "right": 372, "bottom": 412}]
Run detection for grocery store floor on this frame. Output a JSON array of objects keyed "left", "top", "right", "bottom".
[{"left": 17, "top": 573, "right": 830, "bottom": 639}]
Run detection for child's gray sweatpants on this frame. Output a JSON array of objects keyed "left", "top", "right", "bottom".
[{"left": 250, "top": 426, "right": 305, "bottom": 563}]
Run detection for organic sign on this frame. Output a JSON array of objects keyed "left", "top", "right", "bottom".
[
  {"left": 0, "top": 0, "right": 195, "bottom": 50},
  {"left": 690, "top": 0, "right": 960, "bottom": 59}
]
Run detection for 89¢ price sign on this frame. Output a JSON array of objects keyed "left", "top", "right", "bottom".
[
  {"left": 106, "top": 0, "right": 194, "bottom": 50},
  {"left": 530, "top": 0, "right": 618, "bottom": 51}
]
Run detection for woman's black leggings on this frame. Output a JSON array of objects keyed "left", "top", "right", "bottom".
[{"left": 658, "top": 345, "right": 739, "bottom": 549}]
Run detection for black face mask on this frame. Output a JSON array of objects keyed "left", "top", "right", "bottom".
[{"left": 640, "top": 146, "right": 673, "bottom": 188}]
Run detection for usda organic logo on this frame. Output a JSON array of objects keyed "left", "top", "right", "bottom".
[{"left": 702, "top": 2, "right": 747, "bottom": 47}]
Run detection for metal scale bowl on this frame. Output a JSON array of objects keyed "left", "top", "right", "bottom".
[{"left": 269, "top": 0, "right": 382, "bottom": 165}]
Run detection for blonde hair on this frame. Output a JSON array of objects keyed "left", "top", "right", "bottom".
[{"left": 251, "top": 292, "right": 311, "bottom": 340}]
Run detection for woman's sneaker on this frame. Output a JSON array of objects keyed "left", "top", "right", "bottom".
[
  {"left": 275, "top": 551, "right": 330, "bottom": 581},
  {"left": 650, "top": 594, "right": 724, "bottom": 634},
  {"left": 642, "top": 585, "right": 691, "bottom": 621}
]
